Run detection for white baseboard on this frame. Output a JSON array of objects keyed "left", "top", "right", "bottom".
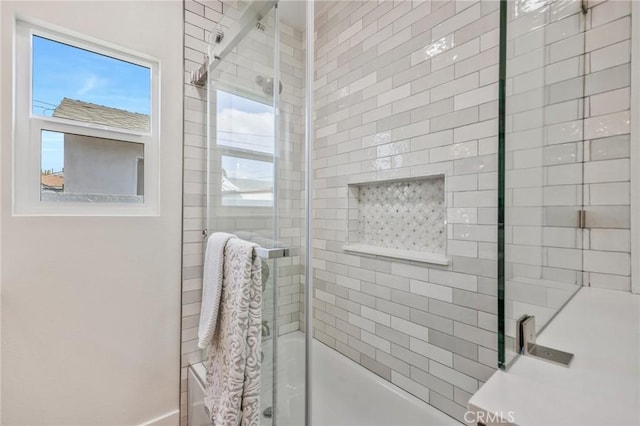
[{"left": 139, "top": 409, "right": 180, "bottom": 426}]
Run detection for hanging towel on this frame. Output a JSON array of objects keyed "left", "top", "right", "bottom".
[
  {"left": 204, "top": 238, "right": 262, "bottom": 426},
  {"left": 198, "top": 232, "right": 237, "bottom": 349}
]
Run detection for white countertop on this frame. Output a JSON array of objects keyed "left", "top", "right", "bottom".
[{"left": 468, "top": 287, "right": 640, "bottom": 426}]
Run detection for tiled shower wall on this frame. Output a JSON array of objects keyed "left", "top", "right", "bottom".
[
  {"left": 312, "top": 0, "right": 633, "bottom": 423},
  {"left": 180, "top": 3, "right": 224, "bottom": 422},
  {"left": 180, "top": 1, "right": 305, "bottom": 423},
  {"left": 580, "top": 0, "right": 632, "bottom": 291},
  {"left": 312, "top": 1, "right": 501, "bottom": 422}
]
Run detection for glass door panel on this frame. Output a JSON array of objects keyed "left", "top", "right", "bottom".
[
  {"left": 207, "top": 3, "right": 277, "bottom": 423},
  {"left": 206, "top": 2, "right": 307, "bottom": 424},
  {"left": 501, "top": 0, "right": 586, "bottom": 367}
]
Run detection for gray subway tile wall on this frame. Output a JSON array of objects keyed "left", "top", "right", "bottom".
[
  {"left": 313, "top": 0, "right": 632, "bottom": 423},
  {"left": 312, "top": 0, "right": 501, "bottom": 421}
]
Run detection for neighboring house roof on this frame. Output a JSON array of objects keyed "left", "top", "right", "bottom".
[
  {"left": 221, "top": 174, "right": 240, "bottom": 192},
  {"left": 52, "top": 98, "right": 149, "bottom": 132},
  {"left": 226, "top": 177, "right": 272, "bottom": 193},
  {"left": 41, "top": 173, "right": 64, "bottom": 189}
]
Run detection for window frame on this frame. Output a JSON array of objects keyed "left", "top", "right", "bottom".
[{"left": 14, "top": 19, "right": 160, "bottom": 216}]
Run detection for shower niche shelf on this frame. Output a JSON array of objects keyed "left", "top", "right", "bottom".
[{"left": 343, "top": 175, "right": 448, "bottom": 266}]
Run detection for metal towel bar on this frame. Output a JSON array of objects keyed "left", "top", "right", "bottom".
[
  {"left": 202, "top": 229, "right": 288, "bottom": 259},
  {"left": 255, "top": 247, "right": 289, "bottom": 259}
]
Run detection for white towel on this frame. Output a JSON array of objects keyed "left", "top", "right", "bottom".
[
  {"left": 198, "top": 232, "right": 237, "bottom": 349},
  {"left": 204, "top": 238, "right": 262, "bottom": 426}
]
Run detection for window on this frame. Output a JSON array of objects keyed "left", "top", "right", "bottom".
[
  {"left": 14, "top": 21, "right": 159, "bottom": 215},
  {"left": 216, "top": 89, "right": 274, "bottom": 207}
]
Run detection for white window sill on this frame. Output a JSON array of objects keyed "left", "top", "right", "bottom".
[{"left": 342, "top": 244, "right": 449, "bottom": 266}]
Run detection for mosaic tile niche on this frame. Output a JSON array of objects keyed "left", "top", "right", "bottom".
[{"left": 345, "top": 175, "right": 447, "bottom": 264}]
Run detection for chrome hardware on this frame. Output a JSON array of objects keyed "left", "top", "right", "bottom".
[
  {"left": 578, "top": 209, "right": 587, "bottom": 229},
  {"left": 262, "top": 320, "right": 270, "bottom": 337},
  {"left": 263, "top": 406, "right": 273, "bottom": 418},
  {"left": 517, "top": 315, "right": 574, "bottom": 367},
  {"left": 214, "top": 27, "right": 224, "bottom": 43},
  {"left": 202, "top": 228, "right": 208, "bottom": 240},
  {"left": 256, "top": 247, "right": 289, "bottom": 259},
  {"left": 209, "top": 1, "right": 276, "bottom": 73},
  {"left": 190, "top": 55, "right": 209, "bottom": 87}
]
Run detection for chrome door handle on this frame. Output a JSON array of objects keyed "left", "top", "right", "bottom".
[{"left": 256, "top": 247, "right": 289, "bottom": 259}]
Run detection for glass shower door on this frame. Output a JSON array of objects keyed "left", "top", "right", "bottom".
[
  {"left": 501, "top": 0, "right": 586, "bottom": 367},
  {"left": 206, "top": 2, "right": 307, "bottom": 424}
]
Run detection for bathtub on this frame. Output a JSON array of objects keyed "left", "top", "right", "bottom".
[
  {"left": 188, "top": 332, "right": 459, "bottom": 426},
  {"left": 187, "top": 333, "right": 299, "bottom": 426},
  {"left": 187, "top": 362, "right": 209, "bottom": 426}
]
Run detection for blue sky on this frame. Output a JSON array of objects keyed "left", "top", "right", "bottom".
[{"left": 34, "top": 35, "right": 150, "bottom": 172}]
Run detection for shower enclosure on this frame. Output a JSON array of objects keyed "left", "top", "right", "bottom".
[
  {"left": 498, "top": 0, "right": 589, "bottom": 367},
  {"left": 201, "top": 1, "right": 309, "bottom": 425},
  {"left": 185, "top": 0, "right": 633, "bottom": 424},
  {"left": 496, "top": 0, "right": 634, "bottom": 372},
  {"left": 500, "top": 0, "right": 594, "bottom": 368}
]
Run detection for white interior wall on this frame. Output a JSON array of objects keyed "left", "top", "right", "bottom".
[{"left": 0, "top": 1, "right": 183, "bottom": 424}]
